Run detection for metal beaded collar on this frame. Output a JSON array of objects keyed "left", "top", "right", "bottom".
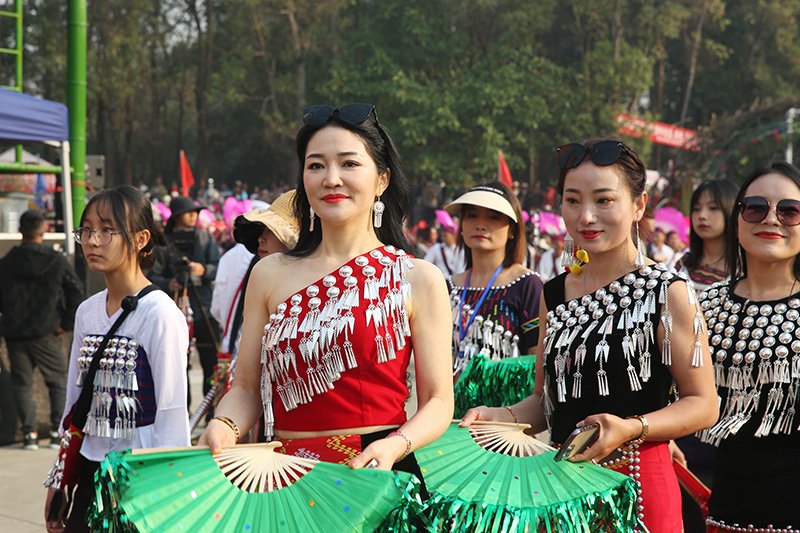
[
  {"left": 541, "top": 264, "right": 703, "bottom": 415},
  {"left": 259, "top": 246, "right": 413, "bottom": 439}
]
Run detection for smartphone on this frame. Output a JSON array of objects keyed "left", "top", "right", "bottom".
[{"left": 554, "top": 423, "right": 600, "bottom": 462}]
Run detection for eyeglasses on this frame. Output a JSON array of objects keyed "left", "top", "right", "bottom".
[
  {"left": 302, "top": 103, "right": 379, "bottom": 127},
  {"left": 739, "top": 196, "right": 800, "bottom": 226},
  {"left": 556, "top": 140, "right": 626, "bottom": 170},
  {"left": 73, "top": 227, "right": 123, "bottom": 245}
]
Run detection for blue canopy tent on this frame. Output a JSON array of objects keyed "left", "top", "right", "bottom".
[{"left": 0, "top": 88, "right": 73, "bottom": 253}]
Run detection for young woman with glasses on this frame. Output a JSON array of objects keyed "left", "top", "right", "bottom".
[
  {"left": 200, "top": 104, "right": 453, "bottom": 483},
  {"left": 45, "top": 186, "right": 190, "bottom": 533},
  {"left": 697, "top": 162, "right": 800, "bottom": 532},
  {"left": 462, "top": 137, "right": 718, "bottom": 533}
]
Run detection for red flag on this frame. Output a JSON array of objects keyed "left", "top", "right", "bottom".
[
  {"left": 180, "top": 150, "right": 195, "bottom": 196},
  {"left": 498, "top": 150, "right": 513, "bottom": 188}
]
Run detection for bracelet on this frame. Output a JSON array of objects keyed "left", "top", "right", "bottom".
[
  {"left": 626, "top": 415, "right": 649, "bottom": 445},
  {"left": 387, "top": 431, "right": 412, "bottom": 463},
  {"left": 212, "top": 416, "right": 240, "bottom": 442},
  {"left": 501, "top": 405, "right": 518, "bottom": 423}
]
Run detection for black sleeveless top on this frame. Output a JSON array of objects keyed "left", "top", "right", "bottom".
[
  {"left": 542, "top": 265, "right": 695, "bottom": 444},
  {"left": 698, "top": 280, "right": 800, "bottom": 528}
]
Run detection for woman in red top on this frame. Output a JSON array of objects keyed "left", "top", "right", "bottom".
[{"left": 200, "top": 104, "right": 453, "bottom": 478}]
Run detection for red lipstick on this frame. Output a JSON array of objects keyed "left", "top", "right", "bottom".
[{"left": 322, "top": 194, "right": 348, "bottom": 203}]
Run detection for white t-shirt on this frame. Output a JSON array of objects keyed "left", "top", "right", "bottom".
[
  {"left": 537, "top": 248, "right": 565, "bottom": 283},
  {"left": 62, "top": 288, "right": 190, "bottom": 461},
  {"left": 650, "top": 243, "right": 675, "bottom": 267},
  {"left": 211, "top": 243, "right": 255, "bottom": 352},
  {"left": 423, "top": 242, "right": 466, "bottom": 277}
]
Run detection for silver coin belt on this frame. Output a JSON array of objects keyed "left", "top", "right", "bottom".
[
  {"left": 706, "top": 516, "right": 799, "bottom": 532},
  {"left": 541, "top": 264, "right": 704, "bottom": 417},
  {"left": 697, "top": 283, "right": 800, "bottom": 445},
  {"left": 260, "top": 246, "right": 413, "bottom": 438},
  {"left": 77, "top": 334, "right": 142, "bottom": 440}
]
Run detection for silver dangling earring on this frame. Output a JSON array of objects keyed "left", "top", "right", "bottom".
[
  {"left": 373, "top": 197, "right": 385, "bottom": 229},
  {"left": 634, "top": 221, "right": 646, "bottom": 267},
  {"left": 561, "top": 234, "right": 575, "bottom": 268},
  {"left": 736, "top": 244, "right": 745, "bottom": 279},
  {"left": 309, "top": 206, "right": 315, "bottom": 232}
]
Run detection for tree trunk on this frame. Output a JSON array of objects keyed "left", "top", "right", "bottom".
[
  {"left": 283, "top": 3, "right": 308, "bottom": 110},
  {"left": 124, "top": 94, "right": 134, "bottom": 185},
  {"left": 187, "top": 0, "right": 212, "bottom": 182},
  {"left": 150, "top": 0, "right": 163, "bottom": 181},
  {"left": 612, "top": 0, "right": 623, "bottom": 59},
  {"left": 175, "top": 67, "right": 188, "bottom": 185},
  {"left": 680, "top": 10, "right": 706, "bottom": 125}
]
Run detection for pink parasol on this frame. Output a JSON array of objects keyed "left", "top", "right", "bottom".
[
  {"left": 533, "top": 211, "right": 566, "bottom": 237},
  {"left": 223, "top": 197, "right": 253, "bottom": 228},
  {"left": 197, "top": 208, "right": 214, "bottom": 230},
  {"left": 653, "top": 206, "right": 690, "bottom": 242},
  {"left": 154, "top": 202, "right": 171, "bottom": 223},
  {"left": 435, "top": 209, "right": 458, "bottom": 234}
]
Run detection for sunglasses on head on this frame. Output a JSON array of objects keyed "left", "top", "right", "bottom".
[
  {"left": 556, "top": 140, "right": 627, "bottom": 170},
  {"left": 739, "top": 196, "right": 800, "bottom": 226},
  {"left": 302, "top": 103, "right": 379, "bottom": 127}
]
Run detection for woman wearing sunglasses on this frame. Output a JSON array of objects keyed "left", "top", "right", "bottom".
[
  {"left": 697, "top": 162, "right": 800, "bottom": 532},
  {"left": 462, "top": 137, "right": 718, "bottom": 533},
  {"left": 200, "top": 104, "right": 453, "bottom": 481}
]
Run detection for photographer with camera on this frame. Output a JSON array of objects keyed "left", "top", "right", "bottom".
[{"left": 148, "top": 196, "right": 221, "bottom": 405}]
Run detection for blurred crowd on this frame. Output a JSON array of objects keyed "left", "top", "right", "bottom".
[{"left": 136, "top": 175, "right": 691, "bottom": 283}]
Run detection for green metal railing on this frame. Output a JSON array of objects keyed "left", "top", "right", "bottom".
[
  {"left": 0, "top": 0, "right": 23, "bottom": 92},
  {"left": 0, "top": 0, "right": 24, "bottom": 165},
  {"left": 68, "top": 0, "right": 87, "bottom": 225},
  {"left": 0, "top": 0, "right": 87, "bottom": 228}
]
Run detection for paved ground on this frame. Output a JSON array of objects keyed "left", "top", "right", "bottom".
[{"left": 0, "top": 368, "right": 206, "bottom": 532}]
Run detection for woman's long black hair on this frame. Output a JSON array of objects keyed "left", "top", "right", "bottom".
[
  {"left": 726, "top": 161, "right": 800, "bottom": 281},
  {"left": 683, "top": 179, "right": 738, "bottom": 270},
  {"left": 288, "top": 111, "right": 412, "bottom": 257}
]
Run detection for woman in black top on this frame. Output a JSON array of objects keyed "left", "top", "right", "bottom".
[
  {"left": 698, "top": 162, "right": 800, "bottom": 532},
  {"left": 463, "top": 138, "right": 718, "bottom": 533}
]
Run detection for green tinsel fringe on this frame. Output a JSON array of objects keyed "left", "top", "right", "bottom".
[
  {"left": 424, "top": 475, "right": 642, "bottom": 533},
  {"left": 374, "top": 472, "right": 432, "bottom": 533},
  {"left": 89, "top": 450, "right": 141, "bottom": 533},
  {"left": 89, "top": 451, "right": 430, "bottom": 533},
  {"left": 454, "top": 355, "right": 537, "bottom": 417}
]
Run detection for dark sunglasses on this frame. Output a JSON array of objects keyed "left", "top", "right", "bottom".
[
  {"left": 739, "top": 196, "right": 800, "bottom": 226},
  {"left": 556, "top": 140, "right": 626, "bottom": 170},
  {"left": 302, "top": 103, "right": 379, "bottom": 127}
]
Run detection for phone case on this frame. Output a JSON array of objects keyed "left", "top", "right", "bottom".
[{"left": 554, "top": 424, "right": 600, "bottom": 462}]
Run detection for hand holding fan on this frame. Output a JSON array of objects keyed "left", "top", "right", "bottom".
[
  {"left": 89, "top": 442, "right": 425, "bottom": 532},
  {"left": 416, "top": 421, "right": 641, "bottom": 532}
]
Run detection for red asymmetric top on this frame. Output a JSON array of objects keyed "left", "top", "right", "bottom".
[{"left": 260, "top": 246, "right": 413, "bottom": 437}]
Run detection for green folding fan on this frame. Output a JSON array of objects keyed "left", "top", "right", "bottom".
[
  {"left": 454, "top": 354, "right": 537, "bottom": 417},
  {"left": 89, "top": 442, "right": 424, "bottom": 533},
  {"left": 416, "top": 421, "right": 640, "bottom": 533}
]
